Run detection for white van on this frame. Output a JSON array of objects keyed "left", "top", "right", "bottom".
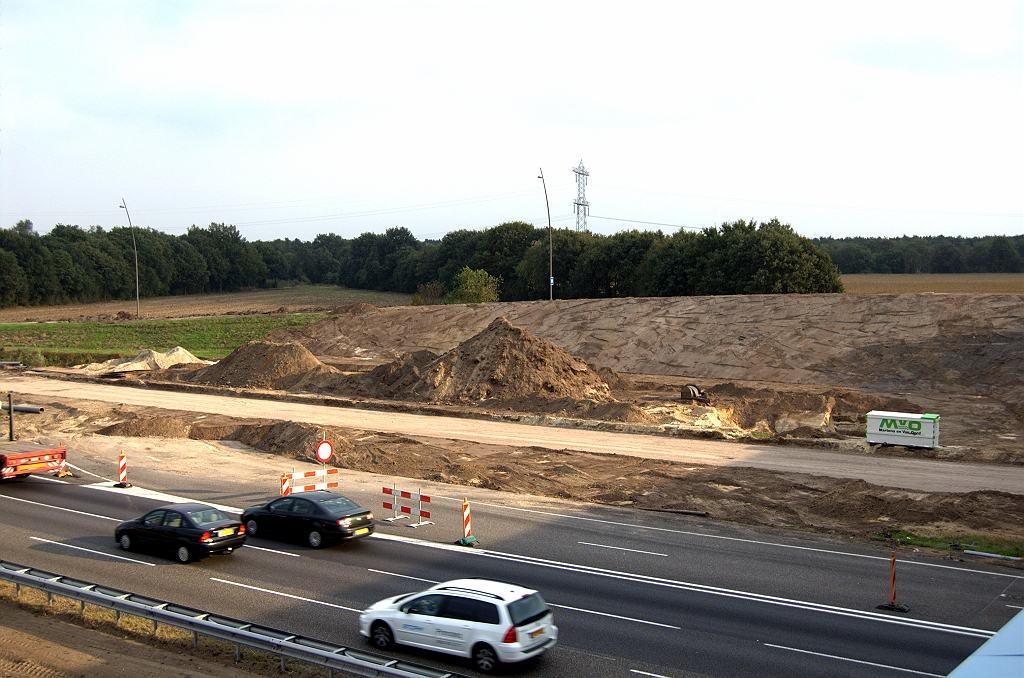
[{"left": 359, "top": 578, "right": 558, "bottom": 672}]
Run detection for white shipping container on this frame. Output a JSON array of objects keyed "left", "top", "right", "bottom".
[{"left": 866, "top": 411, "right": 940, "bottom": 448}]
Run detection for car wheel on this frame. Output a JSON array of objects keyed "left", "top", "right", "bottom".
[
  {"left": 370, "top": 622, "right": 393, "bottom": 650},
  {"left": 245, "top": 519, "right": 258, "bottom": 536},
  {"left": 308, "top": 530, "right": 323, "bottom": 548},
  {"left": 176, "top": 546, "right": 191, "bottom": 563},
  {"left": 119, "top": 534, "right": 132, "bottom": 551},
  {"left": 473, "top": 644, "right": 499, "bottom": 673}
]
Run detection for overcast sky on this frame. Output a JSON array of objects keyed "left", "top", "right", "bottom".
[{"left": 1, "top": 1, "right": 1021, "bottom": 242}]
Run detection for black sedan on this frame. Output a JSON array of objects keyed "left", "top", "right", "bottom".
[
  {"left": 115, "top": 503, "right": 246, "bottom": 563},
  {"left": 241, "top": 491, "right": 374, "bottom": 548}
]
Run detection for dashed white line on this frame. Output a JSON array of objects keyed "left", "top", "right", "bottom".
[
  {"left": 630, "top": 670, "right": 673, "bottom": 678},
  {"left": 0, "top": 494, "right": 122, "bottom": 521},
  {"left": 1007, "top": 604, "right": 1023, "bottom": 609},
  {"left": 210, "top": 577, "right": 361, "bottom": 613},
  {"left": 548, "top": 603, "right": 680, "bottom": 629},
  {"left": 29, "top": 536, "right": 154, "bottom": 566},
  {"left": 763, "top": 643, "right": 944, "bottom": 677},
  {"left": 243, "top": 545, "right": 300, "bottom": 557},
  {"left": 368, "top": 568, "right": 438, "bottom": 583},
  {"left": 65, "top": 463, "right": 114, "bottom": 482},
  {"left": 579, "top": 541, "right": 668, "bottom": 557},
  {"left": 432, "top": 495, "right": 1021, "bottom": 579},
  {"left": 371, "top": 532, "right": 994, "bottom": 638}
]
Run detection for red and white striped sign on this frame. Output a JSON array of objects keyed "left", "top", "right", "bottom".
[
  {"left": 280, "top": 467, "right": 340, "bottom": 496},
  {"left": 116, "top": 451, "right": 128, "bottom": 487},
  {"left": 382, "top": 485, "right": 433, "bottom": 527},
  {"left": 462, "top": 499, "right": 473, "bottom": 539}
]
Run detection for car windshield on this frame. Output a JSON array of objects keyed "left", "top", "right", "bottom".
[
  {"left": 317, "top": 496, "right": 359, "bottom": 513},
  {"left": 186, "top": 508, "right": 231, "bottom": 527},
  {"left": 508, "top": 593, "right": 549, "bottom": 627}
]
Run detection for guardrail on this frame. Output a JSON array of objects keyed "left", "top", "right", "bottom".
[{"left": 0, "top": 559, "right": 471, "bottom": 678}]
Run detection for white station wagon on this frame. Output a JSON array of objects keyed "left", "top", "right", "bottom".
[{"left": 359, "top": 578, "right": 558, "bottom": 672}]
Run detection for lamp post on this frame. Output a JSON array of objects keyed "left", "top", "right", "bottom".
[
  {"left": 538, "top": 169, "right": 553, "bottom": 302},
  {"left": 119, "top": 199, "right": 140, "bottom": 319}
]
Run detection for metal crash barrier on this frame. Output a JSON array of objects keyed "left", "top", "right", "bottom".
[{"left": 0, "top": 559, "right": 470, "bottom": 678}]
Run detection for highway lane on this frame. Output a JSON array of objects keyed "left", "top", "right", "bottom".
[
  {"left": 2, "top": 477, "right": 1015, "bottom": 677},
  {"left": 57, "top": 443, "right": 1023, "bottom": 632},
  {"left": 7, "top": 373, "right": 1024, "bottom": 494}
]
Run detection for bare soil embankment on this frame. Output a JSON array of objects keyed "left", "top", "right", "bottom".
[{"left": 15, "top": 396, "right": 1024, "bottom": 551}]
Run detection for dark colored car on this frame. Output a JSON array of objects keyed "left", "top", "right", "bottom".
[
  {"left": 115, "top": 503, "right": 246, "bottom": 563},
  {"left": 241, "top": 491, "right": 374, "bottom": 548}
]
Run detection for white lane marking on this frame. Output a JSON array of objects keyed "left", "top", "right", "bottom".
[
  {"left": 547, "top": 603, "right": 680, "bottom": 629},
  {"left": 29, "top": 536, "right": 155, "bottom": 566},
  {"left": 1008, "top": 604, "right": 1023, "bottom": 609},
  {"left": 26, "top": 474, "right": 64, "bottom": 484},
  {"left": 579, "top": 541, "right": 668, "bottom": 557},
  {"left": 0, "top": 494, "right": 122, "bottom": 521},
  {"left": 366, "top": 567, "right": 678, "bottom": 629},
  {"left": 368, "top": 568, "right": 438, "bottom": 583},
  {"left": 243, "top": 545, "right": 300, "bottom": 557},
  {"left": 370, "top": 532, "right": 995, "bottom": 638},
  {"left": 81, "top": 482, "right": 243, "bottom": 514},
  {"left": 630, "top": 671, "right": 673, "bottom": 678},
  {"left": 763, "top": 643, "right": 945, "bottom": 677},
  {"left": 66, "top": 463, "right": 114, "bottom": 482},
  {"left": 432, "top": 495, "right": 1021, "bottom": 579},
  {"left": 210, "top": 578, "right": 361, "bottom": 613}
]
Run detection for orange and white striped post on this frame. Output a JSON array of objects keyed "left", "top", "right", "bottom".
[
  {"left": 114, "top": 451, "right": 130, "bottom": 488},
  {"left": 457, "top": 497, "right": 476, "bottom": 546},
  {"left": 876, "top": 550, "right": 909, "bottom": 612}
]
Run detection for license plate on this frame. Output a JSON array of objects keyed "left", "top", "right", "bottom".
[
  {"left": 217, "top": 528, "right": 234, "bottom": 537},
  {"left": 529, "top": 629, "right": 544, "bottom": 638},
  {"left": 354, "top": 528, "right": 369, "bottom": 536}
]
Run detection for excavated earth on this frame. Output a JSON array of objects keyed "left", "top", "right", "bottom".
[{"left": 11, "top": 396, "right": 1024, "bottom": 548}]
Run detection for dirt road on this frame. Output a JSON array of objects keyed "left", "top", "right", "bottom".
[{"left": 6, "top": 375, "right": 1022, "bottom": 495}]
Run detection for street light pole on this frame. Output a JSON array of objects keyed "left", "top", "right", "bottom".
[
  {"left": 119, "top": 199, "right": 140, "bottom": 319},
  {"left": 538, "top": 169, "right": 553, "bottom": 302}
]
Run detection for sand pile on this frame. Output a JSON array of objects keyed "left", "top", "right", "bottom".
[
  {"left": 190, "top": 340, "right": 339, "bottom": 390},
  {"left": 80, "top": 347, "right": 208, "bottom": 374},
  {"left": 398, "top": 317, "right": 613, "bottom": 404}
]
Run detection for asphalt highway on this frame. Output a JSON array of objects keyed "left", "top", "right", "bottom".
[{"left": 2, "top": 471, "right": 1021, "bottom": 678}]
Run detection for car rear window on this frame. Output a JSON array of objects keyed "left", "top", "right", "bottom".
[
  {"left": 441, "top": 596, "right": 500, "bottom": 625},
  {"left": 317, "top": 496, "right": 359, "bottom": 513},
  {"left": 508, "top": 593, "right": 549, "bottom": 627},
  {"left": 186, "top": 508, "right": 231, "bottom": 527}
]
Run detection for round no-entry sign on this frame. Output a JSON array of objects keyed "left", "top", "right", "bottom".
[{"left": 315, "top": 439, "right": 334, "bottom": 464}]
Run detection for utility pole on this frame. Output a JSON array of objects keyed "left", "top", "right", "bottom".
[
  {"left": 538, "top": 169, "right": 553, "bottom": 301},
  {"left": 119, "top": 199, "right": 140, "bottom": 321}
]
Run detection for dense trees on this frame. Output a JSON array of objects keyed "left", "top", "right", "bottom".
[
  {"left": 25, "top": 214, "right": 1012, "bottom": 310},
  {"left": 816, "top": 235, "right": 1024, "bottom": 274}
]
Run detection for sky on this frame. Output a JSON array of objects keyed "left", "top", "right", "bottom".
[{"left": 1, "top": 1, "right": 1021, "bottom": 243}]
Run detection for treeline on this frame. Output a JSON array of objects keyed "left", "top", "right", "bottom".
[
  {"left": 0, "top": 217, "right": 842, "bottom": 308},
  {"left": 815, "top": 235, "right": 1024, "bottom": 275}
]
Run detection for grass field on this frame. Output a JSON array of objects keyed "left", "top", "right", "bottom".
[
  {"left": 0, "top": 285, "right": 411, "bottom": 324},
  {"left": 842, "top": 273, "right": 1024, "bottom": 294},
  {"left": 0, "top": 313, "right": 323, "bottom": 364}
]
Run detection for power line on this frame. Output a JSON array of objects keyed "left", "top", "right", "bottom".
[{"left": 590, "top": 215, "right": 702, "bottom": 231}]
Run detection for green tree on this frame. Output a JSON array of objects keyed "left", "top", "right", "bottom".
[
  {"left": 0, "top": 249, "right": 29, "bottom": 307},
  {"left": 445, "top": 267, "right": 501, "bottom": 304}
]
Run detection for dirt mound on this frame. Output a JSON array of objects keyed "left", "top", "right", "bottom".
[
  {"left": 190, "top": 340, "right": 338, "bottom": 390},
  {"left": 589, "top": 363, "right": 632, "bottom": 392},
  {"left": 80, "top": 347, "right": 208, "bottom": 374},
  {"left": 358, "top": 350, "right": 439, "bottom": 397},
  {"left": 400, "top": 317, "right": 613, "bottom": 403}
]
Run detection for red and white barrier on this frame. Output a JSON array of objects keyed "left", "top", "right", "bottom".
[
  {"left": 458, "top": 498, "right": 476, "bottom": 546},
  {"left": 115, "top": 451, "right": 130, "bottom": 488},
  {"left": 382, "top": 485, "right": 433, "bottom": 528},
  {"left": 280, "top": 467, "right": 341, "bottom": 496}
]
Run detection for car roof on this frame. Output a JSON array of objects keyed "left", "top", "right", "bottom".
[
  {"left": 153, "top": 503, "right": 219, "bottom": 512},
  {"left": 427, "top": 578, "right": 536, "bottom": 603}
]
